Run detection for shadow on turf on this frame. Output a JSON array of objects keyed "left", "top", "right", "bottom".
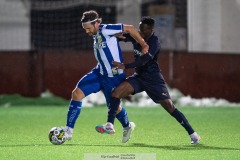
[
  {"left": 0, "top": 143, "right": 239, "bottom": 151},
  {"left": 128, "top": 143, "right": 240, "bottom": 151},
  {"left": 81, "top": 143, "right": 240, "bottom": 151}
]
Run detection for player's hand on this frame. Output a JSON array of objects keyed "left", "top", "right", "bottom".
[
  {"left": 141, "top": 43, "right": 149, "bottom": 54},
  {"left": 112, "top": 61, "right": 125, "bottom": 70}
]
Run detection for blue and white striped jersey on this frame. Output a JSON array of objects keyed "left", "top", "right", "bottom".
[{"left": 93, "top": 23, "right": 124, "bottom": 77}]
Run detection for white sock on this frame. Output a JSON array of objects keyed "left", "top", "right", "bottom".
[
  {"left": 190, "top": 132, "right": 197, "bottom": 138},
  {"left": 106, "top": 122, "right": 113, "bottom": 126}
]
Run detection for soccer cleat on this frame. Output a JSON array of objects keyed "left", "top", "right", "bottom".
[
  {"left": 63, "top": 126, "right": 73, "bottom": 141},
  {"left": 122, "top": 122, "right": 135, "bottom": 143},
  {"left": 95, "top": 122, "right": 115, "bottom": 134},
  {"left": 190, "top": 132, "right": 201, "bottom": 144}
]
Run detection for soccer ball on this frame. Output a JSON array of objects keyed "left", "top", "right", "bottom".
[{"left": 48, "top": 127, "right": 66, "bottom": 145}]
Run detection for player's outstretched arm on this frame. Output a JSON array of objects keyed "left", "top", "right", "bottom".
[
  {"left": 112, "top": 54, "right": 152, "bottom": 70},
  {"left": 123, "top": 24, "right": 149, "bottom": 54}
]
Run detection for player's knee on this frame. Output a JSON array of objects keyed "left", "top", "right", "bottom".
[
  {"left": 111, "top": 89, "right": 121, "bottom": 99},
  {"left": 116, "top": 105, "right": 122, "bottom": 114},
  {"left": 72, "top": 88, "right": 85, "bottom": 101},
  {"left": 112, "top": 82, "right": 133, "bottom": 99},
  {"left": 160, "top": 99, "right": 176, "bottom": 113}
]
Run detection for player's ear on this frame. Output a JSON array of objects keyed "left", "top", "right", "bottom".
[{"left": 94, "top": 21, "right": 100, "bottom": 28}]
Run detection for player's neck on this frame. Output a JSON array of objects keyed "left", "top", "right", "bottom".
[{"left": 144, "top": 33, "right": 153, "bottom": 41}]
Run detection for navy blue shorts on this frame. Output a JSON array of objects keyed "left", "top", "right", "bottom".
[{"left": 126, "top": 72, "right": 171, "bottom": 103}]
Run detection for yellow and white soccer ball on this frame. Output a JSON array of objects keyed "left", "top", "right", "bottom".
[{"left": 48, "top": 127, "right": 66, "bottom": 145}]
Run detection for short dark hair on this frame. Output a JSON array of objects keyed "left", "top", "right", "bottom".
[
  {"left": 141, "top": 16, "right": 155, "bottom": 28},
  {"left": 81, "top": 10, "right": 102, "bottom": 24}
]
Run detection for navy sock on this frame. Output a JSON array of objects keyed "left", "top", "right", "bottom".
[
  {"left": 116, "top": 107, "right": 129, "bottom": 128},
  {"left": 107, "top": 97, "right": 120, "bottom": 125},
  {"left": 66, "top": 100, "right": 82, "bottom": 128},
  {"left": 171, "top": 109, "right": 194, "bottom": 135}
]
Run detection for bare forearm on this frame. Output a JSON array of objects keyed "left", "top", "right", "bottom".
[
  {"left": 125, "top": 26, "right": 144, "bottom": 45},
  {"left": 123, "top": 25, "right": 149, "bottom": 53},
  {"left": 112, "top": 54, "right": 152, "bottom": 70}
]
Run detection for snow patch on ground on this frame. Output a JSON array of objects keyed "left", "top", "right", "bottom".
[{"left": 81, "top": 88, "right": 240, "bottom": 107}]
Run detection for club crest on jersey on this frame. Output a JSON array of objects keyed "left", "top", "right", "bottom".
[
  {"left": 97, "top": 34, "right": 102, "bottom": 43},
  {"left": 94, "top": 35, "right": 106, "bottom": 49}
]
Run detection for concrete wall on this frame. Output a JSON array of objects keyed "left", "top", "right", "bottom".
[
  {"left": 0, "top": 0, "right": 30, "bottom": 50},
  {"left": 1, "top": 50, "right": 240, "bottom": 103},
  {"left": 116, "top": 0, "right": 141, "bottom": 51},
  {"left": 221, "top": 0, "right": 240, "bottom": 52},
  {"left": 188, "top": 0, "right": 222, "bottom": 52},
  {"left": 188, "top": 0, "right": 240, "bottom": 53}
]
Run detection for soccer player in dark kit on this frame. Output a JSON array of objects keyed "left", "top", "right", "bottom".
[{"left": 96, "top": 16, "right": 201, "bottom": 144}]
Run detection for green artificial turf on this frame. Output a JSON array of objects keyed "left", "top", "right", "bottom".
[{"left": 0, "top": 105, "right": 239, "bottom": 160}]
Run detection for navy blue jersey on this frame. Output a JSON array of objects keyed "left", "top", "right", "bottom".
[
  {"left": 119, "top": 33, "right": 171, "bottom": 101},
  {"left": 119, "top": 33, "right": 161, "bottom": 75}
]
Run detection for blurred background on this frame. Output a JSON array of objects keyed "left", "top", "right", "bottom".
[{"left": 0, "top": 0, "right": 240, "bottom": 103}]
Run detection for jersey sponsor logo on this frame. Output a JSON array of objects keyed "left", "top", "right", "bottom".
[
  {"left": 94, "top": 42, "right": 107, "bottom": 49},
  {"left": 133, "top": 49, "right": 143, "bottom": 56},
  {"left": 148, "top": 52, "right": 153, "bottom": 58}
]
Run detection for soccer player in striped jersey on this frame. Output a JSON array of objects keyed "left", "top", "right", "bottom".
[
  {"left": 63, "top": 10, "right": 149, "bottom": 141},
  {"left": 96, "top": 16, "right": 200, "bottom": 144}
]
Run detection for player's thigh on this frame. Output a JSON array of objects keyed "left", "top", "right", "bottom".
[
  {"left": 112, "top": 81, "right": 134, "bottom": 98},
  {"left": 77, "top": 72, "right": 101, "bottom": 97}
]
